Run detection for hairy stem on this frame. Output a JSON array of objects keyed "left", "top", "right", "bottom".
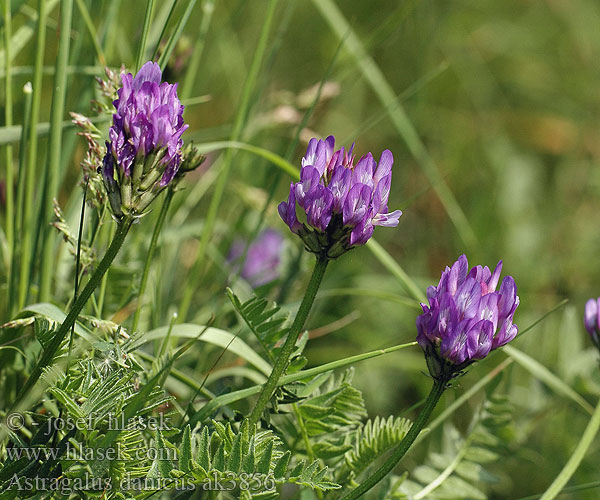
[
  {"left": 11, "top": 218, "right": 133, "bottom": 410},
  {"left": 341, "top": 377, "right": 447, "bottom": 500},
  {"left": 249, "top": 256, "right": 328, "bottom": 427}
]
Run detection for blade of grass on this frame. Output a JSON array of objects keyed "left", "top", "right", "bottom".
[
  {"left": 239, "top": 19, "right": 343, "bottom": 296},
  {"left": 366, "top": 239, "right": 426, "bottom": 303},
  {"left": 18, "top": 0, "right": 48, "bottom": 309},
  {"left": 190, "top": 341, "right": 418, "bottom": 425},
  {"left": 414, "top": 437, "right": 470, "bottom": 500},
  {"left": 178, "top": 0, "right": 279, "bottom": 322},
  {"left": 135, "top": 350, "right": 215, "bottom": 400},
  {"left": 157, "top": 0, "right": 197, "bottom": 70},
  {"left": 151, "top": 0, "right": 180, "bottom": 60},
  {"left": 192, "top": 140, "right": 299, "bottom": 179},
  {"left": 3, "top": 0, "right": 14, "bottom": 302},
  {"left": 74, "top": 0, "right": 106, "bottom": 65},
  {"left": 514, "top": 298, "right": 569, "bottom": 339},
  {"left": 9, "top": 83, "right": 32, "bottom": 316},
  {"left": 180, "top": 0, "right": 215, "bottom": 99},
  {"left": 341, "top": 60, "right": 450, "bottom": 145},
  {"left": 2, "top": 0, "right": 27, "bottom": 23},
  {"left": 0, "top": 0, "right": 58, "bottom": 64},
  {"left": 99, "top": 0, "right": 121, "bottom": 58},
  {"left": 518, "top": 481, "right": 600, "bottom": 500},
  {"left": 0, "top": 114, "right": 110, "bottom": 146},
  {"left": 131, "top": 323, "right": 273, "bottom": 376},
  {"left": 318, "top": 288, "right": 421, "bottom": 310},
  {"left": 135, "top": 0, "right": 155, "bottom": 71},
  {"left": 538, "top": 396, "right": 600, "bottom": 500},
  {"left": 38, "top": 0, "right": 74, "bottom": 301},
  {"left": 503, "top": 344, "right": 594, "bottom": 415},
  {"left": 312, "top": 0, "right": 476, "bottom": 249}
]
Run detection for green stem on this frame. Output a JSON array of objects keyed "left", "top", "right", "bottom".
[
  {"left": 9, "top": 83, "right": 32, "bottom": 316},
  {"left": 95, "top": 217, "right": 113, "bottom": 317},
  {"left": 341, "top": 377, "right": 447, "bottom": 500},
  {"left": 4, "top": 0, "right": 14, "bottom": 293},
  {"left": 74, "top": 0, "right": 106, "bottom": 65},
  {"left": 39, "top": 0, "right": 73, "bottom": 301},
  {"left": 538, "top": 396, "right": 600, "bottom": 500},
  {"left": 191, "top": 341, "right": 417, "bottom": 426},
  {"left": 249, "top": 256, "right": 328, "bottom": 427},
  {"left": 11, "top": 218, "right": 133, "bottom": 410},
  {"left": 180, "top": 0, "right": 214, "bottom": 99},
  {"left": 157, "top": 0, "right": 197, "bottom": 71},
  {"left": 132, "top": 187, "right": 174, "bottom": 332},
  {"left": 18, "top": 0, "right": 47, "bottom": 309},
  {"left": 135, "top": 0, "right": 155, "bottom": 71}
]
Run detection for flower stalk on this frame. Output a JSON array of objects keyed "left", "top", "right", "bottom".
[
  {"left": 341, "top": 376, "right": 448, "bottom": 500},
  {"left": 248, "top": 256, "right": 329, "bottom": 427},
  {"left": 11, "top": 217, "right": 134, "bottom": 409}
]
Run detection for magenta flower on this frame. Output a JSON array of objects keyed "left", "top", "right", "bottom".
[
  {"left": 228, "top": 229, "right": 284, "bottom": 288},
  {"left": 417, "top": 255, "right": 519, "bottom": 378},
  {"left": 278, "top": 136, "right": 401, "bottom": 258},
  {"left": 584, "top": 297, "right": 600, "bottom": 348},
  {"left": 101, "top": 61, "right": 188, "bottom": 217}
]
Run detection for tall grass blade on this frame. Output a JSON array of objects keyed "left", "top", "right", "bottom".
[
  {"left": 312, "top": 0, "right": 477, "bottom": 249},
  {"left": 157, "top": 0, "right": 197, "bottom": 71},
  {"left": 0, "top": 0, "right": 58, "bottom": 63},
  {"left": 18, "top": 0, "right": 48, "bottom": 309},
  {"left": 9, "top": 83, "right": 32, "bottom": 316},
  {"left": 180, "top": 0, "right": 215, "bottom": 99},
  {"left": 190, "top": 341, "right": 417, "bottom": 425},
  {"left": 366, "top": 239, "right": 425, "bottom": 303},
  {"left": 538, "top": 397, "right": 600, "bottom": 500},
  {"left": 503, "top": 345, "right": 594, "bottom": 415},
  {"left": 3, "top": 0, "right": 14, "bottom": 300},
  {"left": 135, "top": 0, "right": 155, "bottom": 71},
  {"left": 178, "top": 0, "right": 279, "bottom": 321},
  {"left": 38, "top": 0, "right": 74, "bottom": 301},
  {"left": 74, "top": 0, "right": 106, "bottom": 65}
]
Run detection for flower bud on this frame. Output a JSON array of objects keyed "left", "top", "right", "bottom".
[
  {"left": 278, "top": 136, "right": 402, "bottom": 259},
  {"left": 100, "top": 61, "right": 189, "bottom": 218},
  {"left": 417, "top": 255, "right": 519, "bottom": 379}
]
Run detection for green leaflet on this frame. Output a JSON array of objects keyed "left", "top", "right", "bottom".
[{"left": 132, "top": 323, "right": 272, "bottom": 376}]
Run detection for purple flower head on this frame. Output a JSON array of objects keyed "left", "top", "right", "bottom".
[
  {"left": 417, "top": 255, "right": 519, "bottom": 379},
  {"left": 101, "top": 61, "right": 189, "bottom": 217},
  {"left": 584, "top": 297, "right": 600, "bottom": 349},
  {"left": 278, "top": 136, "right": 401, "bottom": 258},
  {"left": 228, "top": 229, "right": 285, "bottom": 288}
]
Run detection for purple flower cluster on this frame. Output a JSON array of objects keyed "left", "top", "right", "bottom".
[
  {"left": 278, "top": 136, "right": 401, "bottom": 258},
  {"left": 101, "top": 61, "right": 189, "bottom": 217},
  {"left": 417, "top": 255, "right": 519, "bottom": 374},
  {"left": 228, "top": 229, "right": 284, "bottom": 288},
  {"left": 108, "top": 61, "right": 187, "bottom": 185},
  {"left": 584, "top": 297, "right": 600, "bottom": 348}
]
